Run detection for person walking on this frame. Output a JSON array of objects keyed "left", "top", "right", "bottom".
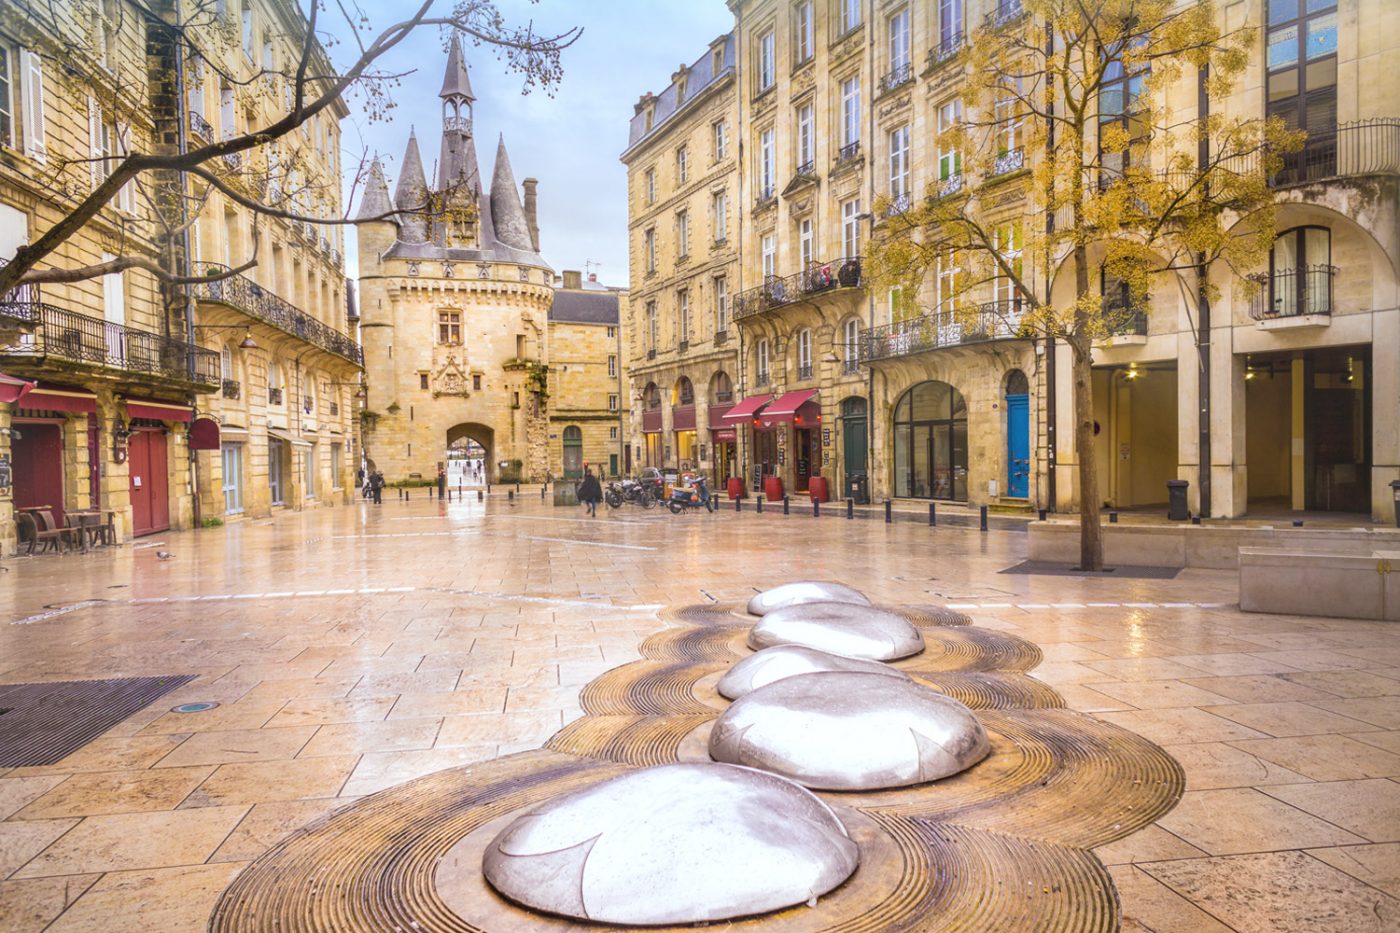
[
  {"left": 578, "top": 466, "right": 602, "bottom": 517},
  {"left": 370, "top": 470, "right": 385, "bottom": 504}
]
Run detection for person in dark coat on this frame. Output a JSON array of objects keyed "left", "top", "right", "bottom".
[
  {"left": 369, "top": 470, "right": 385, "bottom": 504},
  {"left": 577, "top": 467, "right": 602, "bottom": 517}
]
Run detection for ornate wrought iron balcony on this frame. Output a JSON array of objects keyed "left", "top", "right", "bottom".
[
  {"left": 836, "top": 141, "right": 861, "bottom": 163},
  {"left": 732, "top": 257, "right": 863, "bottom": 323},
  {"left": 860, "top": 302, "right": 1027, "bottom": 363},
  {"left": 189, "top": 112, "right": 214, "bottom": 141},
  {"left": 797, "top": 363, "right": 813, "bottom": 380},
  {"left": 987, "top": 0, "right": 1027, "bottom": 29},
  {"left": 1248, "top": 265, "right": 1337, "bottom": 320},
  {"left": 221, "top": 378, "right": 241, "bottom": 399},
  {"left": 992, "top": 147, "right": 1025, "bottom": 176},
  {"left": 190, "top": 264, "right": 363, "bottom": 366},
  {"left": 0, "top": 293, "right": 219, "bottom": 387},
  {"left": 878, "top": 62, "right": 914, "bottom": 95},
  {"left": 927, "top": 34, "right": 964, "bottom": 69},
  {"left": 881, "top": 192, "right": 913, "bottom": 218}
]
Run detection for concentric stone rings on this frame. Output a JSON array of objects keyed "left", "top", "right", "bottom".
[
  {"left": 480, "top": 762, "right": 859, "bottom": 925},
  {"left": 717, "top": 644, "right": 910, "bottom": 700},
  {"left": 708, "top": 672, "right": 991, "bottom": 791},
  {"left": 746, "top": 581, "right": 871, "bottom": 615},
  {"left": 748, "top": 601, "right": 925, "bottom": 660}
]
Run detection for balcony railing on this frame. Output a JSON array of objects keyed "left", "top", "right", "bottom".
[
  {"left": 189, "top": 112, "right": 214, "bottom": 140},
  {"left": 647, "top": 348, "right": 657, "bottom": 360},
  {"left": 797, "top": 363, "right": 813, "bottom": 380},
  {"left": 714, "top": 390, "right": 734, "bottom": 403},
  {"left": 987, "top": 0, "right": 1027, "bottom": 29},
  {"left": 1248, "top": 265, "right": 1337, "bottom": 320},
  {"left": 836, "top": 141, "right": 861, "bottom": 163},
  {"left": 935, "top": 174, "right": 965, "bottom": 198},
  {"left": 1106, "top": 306, "right": 1149, "bottom": 336},
  {"left": 842, "top": 357, "right": 861, "bottom": 375},
  {"left": 795, "top": 159, "right": 815, "bottom": 177},
  {"left": 860, "top": 302, "right": 1027, "bottom": 362},
  {"left": 882, "top": 192, "right": 913, "bottom": 218},
  {"left": 191, "top": 264, "right": 363, "bottom": 366},
  {"left": 0, "top": 297, "right": 219, "bottom": 386},
  {"left": 268, "top": 387, "right": 283, "bottom": 406},
  {"left": 732, "top": 256, "right": 864, "bottom": 323},
  {"left": 1272, "top": 118, "right": 1400, "bottom": 186},
  {"left": 755, "top": 372, "right": 770, "bottom": 387},
  {"left": 928, "top": 34, "right": 964, "bottom": 69},
  {"left": 221, "top": 378, "right": 241, "bottom": 399},
  {"left": 879, "top": 62, "right": 914, "bottom": 95},
  {"left": 714, "top": 329, "right": 729, "bottom": 345},
  {"left": 992, "top": 147, "right": 1025, "bottom": 176}
]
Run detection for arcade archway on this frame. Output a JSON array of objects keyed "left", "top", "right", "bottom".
[{"left": 446, "top": 422, "right": 494, "bottom": 484}]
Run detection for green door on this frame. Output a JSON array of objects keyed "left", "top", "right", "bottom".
[{"left": 841, "top": 397, "right": 868, "bottom": 500}]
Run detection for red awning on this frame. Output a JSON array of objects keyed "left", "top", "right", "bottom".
[
  {"left": 760, "top": 389, "right": 819, "bottom": 422},
  {"left": 672, "top": 405, "right": 696, "bottom": 431},
  {"left": 188, "top": 417, "right": 221, "bottom": 450},
  {"left": 125, "top": 398, "right": 193, "bottom": 422},
  {"left": 642, "top": 408, "right": 662, "bottom": 433},
  {"left": 23, "top": 388, "right": 97, "bottom": 414},
  {"left": 722, "top": 394, "right": 775, "bottom": 422},
  {"left": 0, "top": 373, "right": 33, "bottom": 405},
  {"left": 707, "top": 404, "right": 734, "bottom": 429}
]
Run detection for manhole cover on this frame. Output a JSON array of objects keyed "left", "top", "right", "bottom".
[
  {"left": 0, "top": 675, "right": 196, "bottom": 767},
  {"left": 172, "top": 702, "right": 220, "bottom": 713}
]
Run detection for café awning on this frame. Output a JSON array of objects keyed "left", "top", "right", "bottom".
[
  {"left": 721, "top": 394, "right": 775, "bottom": 422},
  {"left": 124, "top": 398, "right": 193, "bottom": 422},
  {"left": 0, "top": 373, "right": 33, "bottom": 405},
  {"left": 188, "top": 417, "right": 221, "bottom": 450},
  {"left": 758, "top": 389, "right": 819, "bottom": 424},
  {"left": 23, "top": 385, "right": 97, "bottom": 414},
  {"left": 268, "top": 427, "right": 312, "bottom": 448}
]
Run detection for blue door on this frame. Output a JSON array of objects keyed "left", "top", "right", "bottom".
[{"left": 1006, "top": 394, "right": 1029, "bottom": 498}]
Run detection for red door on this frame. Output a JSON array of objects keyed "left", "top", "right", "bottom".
[
  {"left": 12, "top": 422, "right": 66, "bottom": 526},
  {"left": 128, "top": 429, "right": 170, "bottom": 536}
]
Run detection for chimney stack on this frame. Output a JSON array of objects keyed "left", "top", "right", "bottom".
[
  {"left": 563, "top": 270, "right": 582, "bottom": 290},
  {"left": 522, "top": 177, "right": 540, "bottom": 251}
]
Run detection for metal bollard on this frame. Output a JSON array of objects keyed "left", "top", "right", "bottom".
[
  {"left": 980, "top": 505, "right": 988, "bottom": 531},
  {"left": 516, "top": 482, "right": 521, "bottom": 495},
  {"left": 1039, "top": 508, "right": 1047, "bottom": 521},
  {"left": 812, "top": 499, "right": 820, "bottom": 518},
  {"left": 508, "top": 490, "right": 514, "bottom": 501},
  {"left": 735, "top": 495, "right": 741, "bottom": 512},
  {"left": 757, "top": 496, "right": 764, "bottom": 514},
  {"left": 929, "top": 502, "right": 937, "bottom": 527},
  {"left": 846, "top": 498, "right": 854, "bottom": 520},
  {"left": 1109, "top": 510, "right": 1119, "bottom": 524},
  {"left": 783, "top": 496, "right": 790, "bottom": 515},
  {"left": 541, "top": 486, "right": 546, "bottom": 500},
  {"left": 477, "top": 489, "right": 483, "bottom": 501},
  {"left": 884, "top": 500, "right": 892, "bottom": 524}
]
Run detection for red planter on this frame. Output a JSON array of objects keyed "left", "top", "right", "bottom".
[
  {"left": 727, "top": 477, "right": 746, "bottom": 500},
  {"left": 808, "top": 476, "right": 829, "bottom": 503},
  {"left": 763, "top": 476, "right": 785, "bottom": 502}
]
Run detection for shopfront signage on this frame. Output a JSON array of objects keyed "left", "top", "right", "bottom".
[{"left": 0, "top": 454, "right": 10, "bottom": 494}]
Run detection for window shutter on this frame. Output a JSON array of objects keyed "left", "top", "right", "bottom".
[
  {"left": 87, "top": 96, "right": 102, "bottom": 190},
  {"left": 19, "top": 48, "right": 46, "bottom": 162},
  {"left": 116, "top": 122, "right": 134, "bottom": 212}
]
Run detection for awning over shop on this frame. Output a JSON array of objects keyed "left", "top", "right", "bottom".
[
  {"left": 0, "top": 373, "right": 34, "bottom": 405},
  {"left": 268, "top": 427, "right": 312, "bottom": 448},
  {"left": 758, "top": 389, "right": 819, "bottom": 425},
  {"left": 124, "top": 398, "right": 193, "bottom": 422},
  {"left": 707, "top": 404, "right": 734, "bottom": 429},
  {"left": 22, "top": 386, "right": 97, "bottom": 414},
  {"left": 642, "top": 409, "right": 662, "bottom": 433},
  {"left": 188, "top": 417, "right": 221, "bottom": 450},
  {"left": 672, "top": 405, "right": 696, "bottom": 431},
  {"left": 721, "top": 394, "right": 775, "bottom": 422}
]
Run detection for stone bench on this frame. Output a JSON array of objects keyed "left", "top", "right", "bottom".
[{"left": 1239, "top": 546, "right": 1400, "bottom": 621}]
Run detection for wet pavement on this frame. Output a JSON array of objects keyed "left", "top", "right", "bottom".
[{"left": 0, "top": 495, "right": 1396, "bottom": 931}]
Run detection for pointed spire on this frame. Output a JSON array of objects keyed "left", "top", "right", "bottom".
[
  {"left": 490, "top": 134, "right": 532, "bottom": 251},
  {"left": 394, "top": 129, "right": 429, "bottom": 243},
  {"left": 355, "top": 158, "right": 394, "bottom": 222},
  {"left": 440, "top": 34, "right": 475, "bottom": 101}
]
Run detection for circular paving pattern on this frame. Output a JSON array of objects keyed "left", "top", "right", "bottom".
[{"left": 211, "top": 594, "right": 1184, "bottom": 932}]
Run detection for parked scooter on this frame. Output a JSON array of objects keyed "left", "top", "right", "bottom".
[{"left": 667, "top": 476, "right": 715, "bottom": 514}]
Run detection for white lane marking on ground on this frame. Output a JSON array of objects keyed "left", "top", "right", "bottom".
[
  {"left": 9, "top": 600, "right": 109, "bottom": 625},
  {"left": 515, "top": 534, "right": 655, "bottom": 551},
  {"left": 945, "top": 601, "right": 1230, "bottom": 612},
  {"left": 488, "top": 514, "right": 658, "bottom": 527}
]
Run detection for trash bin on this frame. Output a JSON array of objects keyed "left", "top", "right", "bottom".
[
  {"left": 727, "top": 477, "right": 746, "bottom": 500},
  {"left": 1391, "top": 480, "right": 1400, "bottom": 528},
  {"left": 808, "top": 476, "right": 829, "bottom": 503},
  {"left": 1166, "top": 480, "right": 1190, "bottom": 521},
  {"left": 847, "top": 474, "right": 869, "bottom": 505},
  {"left": 763, "top": 475, "right": 785, "bottom": 503}
]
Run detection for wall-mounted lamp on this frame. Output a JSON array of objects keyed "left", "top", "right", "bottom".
[{"left": 194, "top": 323, "right": 258, "bottom": 349}]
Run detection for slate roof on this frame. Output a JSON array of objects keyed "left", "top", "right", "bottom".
[
  {"left": 625, "top": 33, "right": 734, "bottom": 154},
  {"left": 550, "top": 289, "right": 619, "bottom": 324}
]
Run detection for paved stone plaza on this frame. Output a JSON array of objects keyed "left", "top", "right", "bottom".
[{"left": 0, "top": 497, "right": 1397, "bottom": 931}]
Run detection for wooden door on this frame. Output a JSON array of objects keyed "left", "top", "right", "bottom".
[
  {"left": 128, "top": 429, "right": 170, "bottom": 535},
  {"left": 13, "top": 422, "right": 65, "bottom": 526}
]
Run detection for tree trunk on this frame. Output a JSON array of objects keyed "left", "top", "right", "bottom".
[{"left": 1071, "top": 337, "right": 1103, "bottom": 571}]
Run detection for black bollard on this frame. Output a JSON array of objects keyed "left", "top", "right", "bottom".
[
  {"left": 980, "top": 505, "right": 988, "bottom": 531},
  {"left": 540, "top": 485, "right": 545, "bottom": 500},
  {"left": 813, "top": 499, "right": 820, "bottom": 518},
  {"left": 735, "top": 495, "right": 741, "bottom": 512},
  {"left": 884, "top": 500, "right": 892, "bottom": 524},
  {"left": 516, "top": 482, "right": 521, "bottom": 495},
  {"left": 847, "top": 498, "right": 854, "bottom": 520},
  {"left": 1039, "top": 508, "right": 1047, "bottom": 521},
  {"left": 929, "top": 502, "right": 937, "bottom": 527},
  {"left": 477, "top": 489, "right": 483, "bottom": 501},
  {"left": 783, "top": 496, "right": 790, "bottom": 515},
  {"left": 1292, "top": 519, "right": 1304, "bottom": 527},
  {"left": 757, "top": 496, "right": 764, "bottom": 514},
  {"left": 1109, "top": 510, "right": 1119, "bottom": 524},
  {"left": 1193, "top": 515, "right": 1203, "bottom": 525},
  {"left": 508, "top": 490, "right": 514, "bottom": 501}
]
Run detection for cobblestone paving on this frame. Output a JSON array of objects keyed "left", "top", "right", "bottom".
[{"left": 0, "top": 496, "right": 1397, "bottom": 931}]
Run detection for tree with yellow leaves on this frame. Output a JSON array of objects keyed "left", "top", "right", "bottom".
[{"left": 866, "top": 0, "right": 1301, "bottom": 571}]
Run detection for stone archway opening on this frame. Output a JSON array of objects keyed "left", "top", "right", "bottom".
[{"left": 446, "top": 422, "right": 495, "bottom": 485}]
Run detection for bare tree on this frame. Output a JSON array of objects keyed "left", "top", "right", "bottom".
[
  {"left": 0, "top": 0, "right": 581, "bottom": 294},
  {"left": 865, "top": 0, "right": 1301, "bottom": 571}
]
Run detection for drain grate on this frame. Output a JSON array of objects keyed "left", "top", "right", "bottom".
[{"left": 0, "top": 675, "right": 196, "bottom": 767}]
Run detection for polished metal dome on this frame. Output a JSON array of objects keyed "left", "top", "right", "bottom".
[
  {"left": 746, "top": 581, "right": 870, "bottom": 615},
  {"left": 708, "top": 672, "right": 991, "bottom": 791},
  {"left": 481, "top": 762, "right": 859, "bottom": 924},
  {"left": 717, "top": 645, "right": 910, "bottom": 700},
  {"left": 748, "top": 602, "right": 925, "bottom": 661}
]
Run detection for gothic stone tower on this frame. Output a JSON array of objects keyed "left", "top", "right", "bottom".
[{"left": 356, "top": 36, "right": 552, "bottom": 483}]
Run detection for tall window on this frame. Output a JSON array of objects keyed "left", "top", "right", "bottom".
[
  {"left": 714, "top": 276, "right": 729, "bottom": 332},
  {"left": 608, "top": 354, "right": 617, "bottom": 376},
  {"left": 889, "top": 125, "right": 910, "bottom": 198},
  {"left": 759, "top": 127, "right": 776, "bottom": 198},
  {"left": 438, "top": 310, "right": 461, "bottom": 344},
  {"left": 677, "top": 210, "right": 689, "bottom": 258},
  {"left": 16, "top": 47, "right": 47, "bottom": 161},
  {"left": 937, "top": 99, "right": 963, "bottom": 181},
  {"left": 713, "top": 119, "right": 728, "bottom": 160},
  {"left": 840, "top": 76, "right": 861, "bottom": 149},
  {"left": 1267, "top": 226, "right": 1333, "bottom": 316},
  {"left": 677, "top": 288, "right": 691, "bottom": 340},
  {"left": 757, "top": 338, "right": 771, "bottom": 385},
  {"left": 888, "top": 8, "right": 911, "bottom": 71},
  {"left": 644, "top": 167, "right": 656, "bottom": 203},
  {"left": 995, "top": 80, "right": 1023, "bottom": 167},
  {"left": 761, "top": 234, "right": 776, "bottom": 278},
  {"left": 758, "top": 29, "right": 776, "bottom": 91},
  {"left": 0, "top": 48, "right": 13, "bottom": 148},
  {"left": 840, "top": 0, "right": 861, "bottom": 34},
  {"left": 797, "top": 328, "right": 812, "bottom": 379},
  {"left": 843, "top": 318, "right": 860, "bottom": 370},
  {"left": 938, "top": 0, "right": 962, "bottom": 52},
  {"left": 676, "top": 144, "right": 689, "bottom": 183},
  {"left": 795, "top": 2, "right": 814, "bottom": 64},
  {"left": 1266, "top": 0, "right": 1338, "bottom": 181},
  {"left": 936, "top": 249, "right": 961, "bottom": 316},
  {"left": 799, "top": 218, "right": 814, "bottom": 268},
  {"left": 993, "top": 225, "right": 1023, "bottom": 310},
  {"left": 841, "top": 198, "right": 862, "bottom": 257},
  {"left": 644, "top": 227, "right": 656, "bottom": 272},
  {"left": 241, "top": 1, "right": 254, "bottom": 58},
  {"left": 712, "top": 190, "right": 728, "bottom": 241},
  {"left": 646, "top": 301, "right": 658, "bottom": 350},
  {"left": 888, "top": 287, "right": 906, "bottom": 324},
  {"left": 304, "top": 444, "right": 317, "bottom": 499},
  {"left": 1099, "top": 48, "right": 1147, "bottom": 185},
  {"left": 796, "top": 102, "right": 815, "bottom": 171}
]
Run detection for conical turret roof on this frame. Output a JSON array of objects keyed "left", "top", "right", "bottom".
[
  {"left": 355, "top": 159, "right": 394, "bottom": 222},
  {"left": 440, "top": 34, "right": 475, "bottom": 101},
  {"left": 394, "top": 130, "right": 429, "bottom": 243},
  {"left": 489, "top": 134, "right": 531, "bottom": 251}
]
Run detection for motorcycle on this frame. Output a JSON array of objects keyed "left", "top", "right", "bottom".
[
  {"left": 667, "top": 478, "right": 715, "bottom": 514},
  {"left": 605, "top": 480, "right": 655, "bottom": 509}
]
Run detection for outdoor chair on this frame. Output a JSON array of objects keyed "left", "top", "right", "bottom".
[
  {"left": 16, "top": 512, "right": 66, "bottom": 554},
  {"left": 33, "top": 509, "right": 80, "bottom": 552}
]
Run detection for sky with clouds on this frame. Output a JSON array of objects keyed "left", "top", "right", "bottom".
[{"left": 330, "top": 1, "right": 734, "bottom": 287}]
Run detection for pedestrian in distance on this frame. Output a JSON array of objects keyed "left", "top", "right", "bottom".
[
  {"left": 370, "top": 470, "right": 385, "bottom": 504},
  {"left": 577, "top": 466, "right": 602, "bottom": 517}
]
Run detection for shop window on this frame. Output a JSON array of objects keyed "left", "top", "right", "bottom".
[{"left": 892, "top": 381, "right": 968, "bottom": 501}]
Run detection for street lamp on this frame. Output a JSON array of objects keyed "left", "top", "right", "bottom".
[{"left": 194, "top": 324, "right": 258, "bottom": 349}]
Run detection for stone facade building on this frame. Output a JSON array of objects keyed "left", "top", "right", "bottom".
[
  {"left": 624, "top": 0, "right": 1399, "bottom": 522},
  {"left": 0, "top": 0, "right": 356, "bottom": 557},
  {"left": 357, "top": 39, "right": 627, "bottom": 486},
  {"left": 547, "top": 271, "right": 628, "bottom": 480}
]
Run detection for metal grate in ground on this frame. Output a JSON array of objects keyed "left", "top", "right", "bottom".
[{"left": 0, "top": 675, "right": 196, "bottom": 767}]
